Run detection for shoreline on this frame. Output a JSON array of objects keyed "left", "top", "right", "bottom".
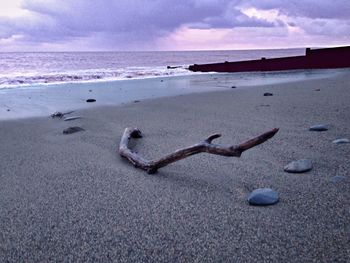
[
  {"left": 0, "top": 72, "right": 349, "bottom": 262},
  {"left": 0, "top": 68, "right": 346, "bottom": 120}
]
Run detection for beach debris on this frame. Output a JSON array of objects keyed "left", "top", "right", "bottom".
[
  {"left": 89, "top": 89, "right": 92, "bottom": 92},
  {"left": 284, "top": 159, "right": 313, "bottom": 173},
  {"left": 7, "top": 109, "right": 10, "bottom": 112},
  {"left": 51, "top": 111, "right": 74, "bottom": 119},
  {"left": 63, "top": 126, "right": 85, "bottom": 134},
  {"left": 86, "top": 99, "right": 96, "bottom": 103},
  {"left": 330, "top": 175, "right": 346, "bottom": 183},
  {"left": 309, "top": 124, "right": 328, "bottom": 131},
  {"left": 315, "top": 88, "right": 321, "bottom": 91},
  {"left": 263, "top": 92, "right": 273, "bottom": 96},
  {"left": 119, "top": 127, "right": 279, "bottom": 174},
  {"left": 64, "top": 116, "right": 82, "bottom": 121},
  {"left": 332, "top": 138, "right": 349, "bottom": 144},
  {"left": 167, "top": 66, "right": 180, "bottom": 69},
  {"left": 134, "top": 100, "right": 140, "bottom": 103},
  {"left": 231, "top": 86, "right": 236, "bottom": 89},
  {"left": 248, "top": 188, "right": 279, "bottom": 206}
]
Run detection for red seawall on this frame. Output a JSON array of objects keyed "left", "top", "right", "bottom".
[{"left": 188, "top": 46, "right": 350, "bottom": 73}]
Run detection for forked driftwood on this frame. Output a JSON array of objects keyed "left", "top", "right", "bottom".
[{"left": 119, "top": 127, "right": 279, "bottom": 174}]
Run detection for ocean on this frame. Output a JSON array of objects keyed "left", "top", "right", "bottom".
[{"left": 0, "top": 49, "right": 306, "bottom": 89}]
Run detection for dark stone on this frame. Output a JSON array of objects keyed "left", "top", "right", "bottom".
[
  {"left": 51, "top": 112, "right": 64, "bottom": 118},
  {"left": 284, "top": 159, "right": 313, "bottom": 173},
  {"left": 7, "top": 109, "right": 10, "bottom": 112},
  {"left": 330, "top": 175, "right": 346, "bottom": 183},
  {"left": 309, "top": 124, "right": 329, "bottom": 131},
  {"left": 63, "top": 127, "right": 85, "bottom": 134},
  {"left": 86, "top": 99, "right": 96, "bottom": 103},
  {"left": 231, "top": 86, "right": 236, "bottom": 89},
  {"left": 89, "top": 89, "right": 92, "bottom": 92},
  {"left": 315, "top": 88, "right": 320, "bottom": 91},
  {"left": 161, "top": 80, "right": 164, "bottom": 82},
  {"left": 263, "top": 92, "right": 273, "bottom": 96},
  {"left": 134, "top": 100, "right": 140, "bottom": 103},
  {"left": 248, "top": 188, "right": 279, "bottom": 206}
]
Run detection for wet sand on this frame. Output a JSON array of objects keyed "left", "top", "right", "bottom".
[{"left": 0, "top": 72, "right": 349, "bottom": 262}]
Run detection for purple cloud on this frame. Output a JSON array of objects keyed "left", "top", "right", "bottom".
[{"left": 0, "top": 0, "right": 349, "bottom": 50}]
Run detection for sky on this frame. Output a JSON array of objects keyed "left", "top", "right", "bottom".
[{"left": 0, "top": 0, "right": 349, "bottom": 51}]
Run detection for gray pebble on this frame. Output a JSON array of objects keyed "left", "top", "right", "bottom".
[
  {"left": 64, "top": 116, "right": 82, "bottom": 121},
  {"left": 309, "top": 124, "right": 328, "bottom": 131},
  {"left": 330, "top": 175, "right": 346, "bottom": 183},
  {"left": 284, "top": 159, "right": 313, "bottom": 173},
  {"left": 332, "top": 138, "right": 350, "bottom": 144},
  {"left": 63, "top": 127, "right": 85, "bottom": 134},
  {"left": 247, "top": 188, "right": 279, "bottom": 206}
]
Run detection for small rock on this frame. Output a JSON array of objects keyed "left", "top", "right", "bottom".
[
  {"left": 248, "top": 188, "right": 279, "bottom": 206},
  {"left": 332, "top": 138, "right": 350, "bottom": 144},
  {"left": 7, "top": 109, "right": 10, "bottom": 112},
  {"left": 51, "top": 112, "right": 64, "bottom": 118},
  {"left": 89, "top": 89, "right": 92, "bottom": 92},
  {"left": 315, "top": 88, "right": 320, "bottom": 91},
  {"left": 263, "top": 92, "right": 273, "bottom": 96},
  {"left": 64, "top": 116, "right": 81, "bottom": 121},
  {"left": 160, "top": 80, "right": 164, "bottom": 82},
  {"left": 134, "top": 100, "right": 140, "bottom": 103},
  {"left": 51, "top": 110, "right": 74, "bottom": 119},
  {"left": 86, "top": 99, "right": 96, "bottom": 103},
  {"left": 284, "top": 159, "right": 313, "bottom": 173},
  {"left": 330, "top": 175, "right": 346, "bottom": 183},
  {"left": 309, "top": 124, "right": 328, "bottom": 131},
  {"left": 231, "top": 86, "right": 236, "bottom": 89},
  {"left": 63, "top": 127, "right": 85, "bottom": 134}
]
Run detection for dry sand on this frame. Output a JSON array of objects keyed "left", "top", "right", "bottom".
[{"left": 0, "top": 72, "right": 349, "bottom": 262}]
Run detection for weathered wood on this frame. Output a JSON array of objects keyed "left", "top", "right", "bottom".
[{"left": 119, "top": 127, "right": 279, "bottom": 174}]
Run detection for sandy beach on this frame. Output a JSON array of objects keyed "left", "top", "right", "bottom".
[{"left": 0, "top": 72, "right": 349, "bottom": 262}]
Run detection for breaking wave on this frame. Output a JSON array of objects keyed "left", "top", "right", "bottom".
[{"left": 0, "top": 66, "right": 194, "bottom": 89}]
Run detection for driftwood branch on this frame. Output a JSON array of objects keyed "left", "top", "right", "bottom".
[{"left": 119, "top": 127, "right": 279, "bottom": 174}]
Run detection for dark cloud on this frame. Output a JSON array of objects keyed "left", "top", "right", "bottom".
[{"left": 0, "top": 0, "right": 277, "bottom": 49}]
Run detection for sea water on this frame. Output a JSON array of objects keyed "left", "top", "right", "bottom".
[
  {"left": 0, "top": 49, "right": 345, "bottom": 119},
  {"left": 0, "top": 49, "right": 308, "bottom": 89}
]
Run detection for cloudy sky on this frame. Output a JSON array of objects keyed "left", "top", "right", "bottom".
[{"left": 0, "top": 0, "right": 349, "bottom": 51}]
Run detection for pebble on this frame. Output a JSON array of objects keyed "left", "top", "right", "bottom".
[
  {"left": 330, "top": 175, "right": 346, "bottom": 183},
  {"left": 86, "top": 99, "right": 96, "bottom": 103},
  {"left": 309, "top": 124, "right": 328, "bottom": 131},
  {"left": 284, "top": 159, "right": 313, "bottom": 173},
  {"left": 51, "top": 112, "right": 64, "bottom": 118},
  {"left": 332, "top": 138, "right": 350, "bottom": 144},
  {"left": 64, "top": 116, "right": 81, "bottom": 121},
  {"left": 263, "top": 92, "right": 273, "bottom": 96},
  {"left": 63, "top": 127, "right": 85, "bottom": 134},
  {"left": 231, "top": 86, "right": 236, "bottom": 89},
  {"left": 247, "top": 188, "right": 279, "bottom": 206}
]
